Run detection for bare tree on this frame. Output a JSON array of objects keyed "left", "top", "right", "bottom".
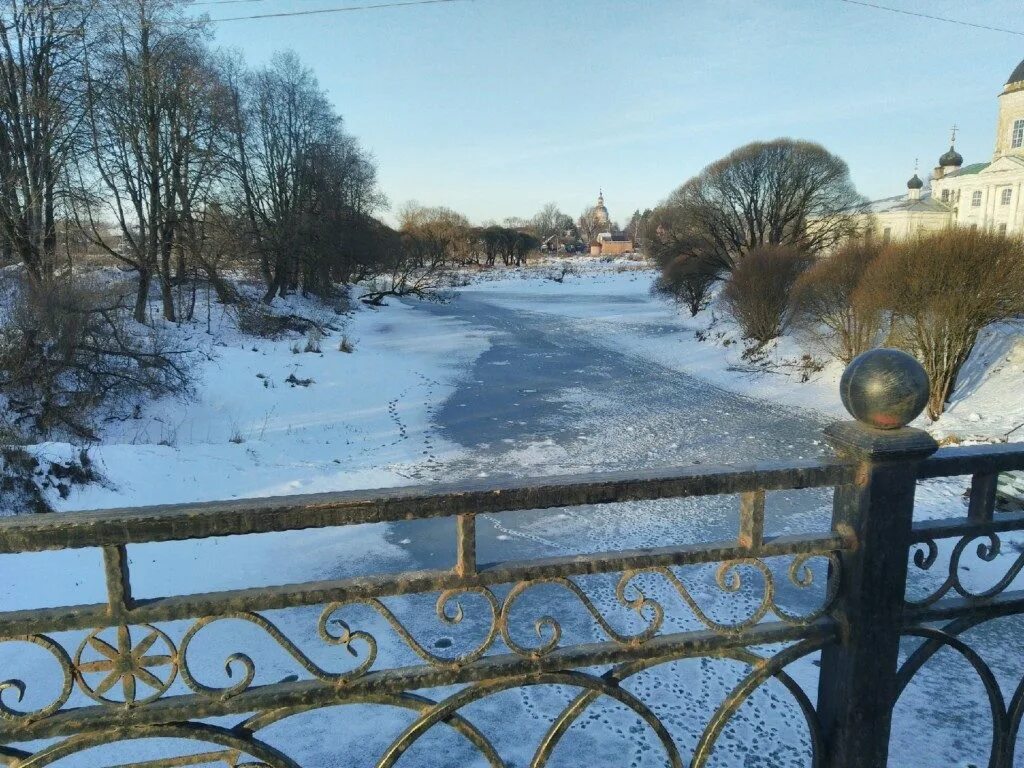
[
  {"left": 624, "top": 208, "right": 650, "bottom": 249},
  {"left": 73, "top": 0, "right": 210, "bottom": 322},
  {"left": 861, "top": 230, "right": 1024, "bottom": 420},
  {"left": 653, "top": 257, "right": 718, "bottom": 317},
  {"left": 646, "top": 203, "right": 725, "bottom": 316},
  {"left": 791, "top": 240, "right": 883, "bottom": 363},
  {"left": 397, "top": 202, "right": 469, "bottom": 269},
  {"left": 224, "top": 51, "right": 382, "bottom": 302},
  {"left": 576, "top": 205, "right": 603, "bottom": 246},
  {"left": 531, "top": 202, "right": 572, "bottom": 245},
  {"left": 358, "top": 219, "right": 451, "bottom": 305},
  {"left": 661, "top": 139, "right": 867, "bottom": 273},
  {"left": 0, "top": 273, "right": 191, "bottom": 439},
  {"left": 0, "top": 0, "right": 90, "bottom": 282},
  {"left": 480, "top": 225, "right": 503, "bottom": 267}
]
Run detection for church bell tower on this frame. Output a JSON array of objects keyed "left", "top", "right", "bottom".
[{"left": 994, "top": 57, "right": 1024, "bottom": 160}]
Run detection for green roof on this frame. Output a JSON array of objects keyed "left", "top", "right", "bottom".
[{"left": 949, "top": 162, "right": 988, "bottom": 177}]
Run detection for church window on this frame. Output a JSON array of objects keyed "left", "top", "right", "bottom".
[
  {"left": 1014, "top": 118, "right": 1024, "bottom": 149},
  {"left": 999, "top": 223, "right": 1008, "bottom": 236},
  {"left": 882, "top": 227, "right": 892, "bottom": 243},
  {"left": 941, "top": 189, "right": 950, "bottom": 202},
  {"left": 971, "top": 191, "right": 983, "bottom": 207},
  {"left": 1001, "top": 188, "right": 1012, "bottom": 205}
]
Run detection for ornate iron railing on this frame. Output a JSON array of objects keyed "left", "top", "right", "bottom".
[{"left": 1, "top": 352, "right": 1023, "bottom": 767}]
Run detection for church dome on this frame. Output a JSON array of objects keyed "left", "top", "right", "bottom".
[
  {"left": 906, "top": 173, "right": 923, "bottom": 190},
  {"left": 1007, "top": 57, "right": 1024, "bottom": 86},
  {"left": 939, "top": 145, "right": 963, "bottom": 168},
  {"left": 593, "top": 190, "right": 610, "bottom": 224}
]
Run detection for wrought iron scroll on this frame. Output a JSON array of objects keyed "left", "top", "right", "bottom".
[
  {"left": 0, "top": 551, "right": 839, "bottom": 732},
  {"left": 907, "top": 470, "right": 1024, "bottom": 609}
]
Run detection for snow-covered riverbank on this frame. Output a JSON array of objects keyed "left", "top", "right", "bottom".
[
  {"left": 31, "top": 292, "right": 489, "bottom": 513},
  {"left": 464, "top": 258, "right": 1024, "bottom": 445},
  {"left": 19, "top": 257, "right": 1022, "bottom": 515}
]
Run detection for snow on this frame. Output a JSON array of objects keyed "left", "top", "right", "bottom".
[
  {"left": 37, "top": 291, "right": 491, "bottom": 512},
  {"left": 463, "top": 258, "right": 1024, "bottom": 444},
  {"left": 1, "top": 260, "right": 1022, "bottom": 766}
]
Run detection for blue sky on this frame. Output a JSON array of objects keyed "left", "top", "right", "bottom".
[{"left": 205, "top": 0, "right": 1024, "bottom": 225}]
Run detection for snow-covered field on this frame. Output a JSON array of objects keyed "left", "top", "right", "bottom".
[{"left": 2, "top": 259, "right": 1023, "bottom": 767}]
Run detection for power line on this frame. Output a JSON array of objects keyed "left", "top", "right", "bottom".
[
  {"left": 837, "top": 0, "right": 1024, "bottom": 37},
  {"left": 200, "top": 0, "right": 473, "bottom": 23},
  {"left": 191, "top": 0, "right": 320, "bottom": 6}
]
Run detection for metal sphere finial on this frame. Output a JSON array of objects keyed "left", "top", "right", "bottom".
[{"left": 839, "top": 349, "right": 930, "bottom": 430}]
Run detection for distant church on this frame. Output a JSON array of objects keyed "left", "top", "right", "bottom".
[
  {"left": 588, "top": 191, "right": 634, "bottom": 256},
  {"left": 865, "top": 56, "right": 1024, "bottom": 241}
]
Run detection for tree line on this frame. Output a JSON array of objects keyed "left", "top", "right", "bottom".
[
  {"left": 0, "top": 0, "right": 394, "bottom": 320},
  {"left": 0, "top": 0, "right": 533, "bottom": 442},
  {"left": 647, "top": 138, "right": 1024, "bottom": 420}
]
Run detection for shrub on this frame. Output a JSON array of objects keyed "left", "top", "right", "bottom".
[
  {"left": 236, "top": 302, "right": 294, "bottom": 339},
  {"left": 0, "top": 277, "right": 192, "bottom": 439},
  {"left": 653, "top": 256, "right": 719, "bottom": 316},
  {"left": 791, "top": 240, "right": 884, "bottom": 363},
  {"left": 860, "top": 229, "right": 1024, "bottom": 420},
  {"left": 721, "top": 245, "right": 813, "bottom": 345},
  {"left": 0, "top": 446, "right": 100, "bottom": 514}
]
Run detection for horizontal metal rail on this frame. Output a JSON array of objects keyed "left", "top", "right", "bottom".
[
  {"left": 903, "top": 587, "right": 1024, "bottom": 624},
  {"left": 916, "top": 443, "right": 1024, "bottom": 479},
  {"left": 909, "top": 510, "right": 1024, "bottom": 543},
  {"left": 0, "top": 458, "right": 852, "bottom": 553},
  {"left": 0, "top": 531, "right": 846, "bottom": 636}
]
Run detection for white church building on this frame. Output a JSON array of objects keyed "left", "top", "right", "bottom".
[{"left": 865, "top": 57, "right": 1024, "bottom": 241}]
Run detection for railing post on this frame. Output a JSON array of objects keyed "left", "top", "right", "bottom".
[{"left": 817, "top": 349, "right": 937, "bottom": 768}]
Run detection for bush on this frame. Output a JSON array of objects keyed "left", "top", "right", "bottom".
[
  {"left": 236, "top": 302, "right": 295, "bottom": 339},
  {"left": 235, "top": 301, "right": 335, "bottom": 339},
  {"left": 653, "top": 256, "right": 719, "bottom": 316},
  {"left": 791, "top": 240, "right": 884, "bottom": 363},
  {"left": 860, "top": 229, "right": 1024, "bottom": 420},
  {"left": 721, "top": 245, "right": 813, "bottom": 345},
  {"left": 0, "top": 277, "right": 192, "bottom": 439}
]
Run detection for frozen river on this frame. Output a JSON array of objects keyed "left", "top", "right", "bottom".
[
  {"left": 348, "top": 284, "right": 844, "bottom": 767},
  {"left": 368, "top": 281, "right": 1012, "bottom": 768},
  {"left": 390, "top": 284, "right": 833, "bottom": 575}
]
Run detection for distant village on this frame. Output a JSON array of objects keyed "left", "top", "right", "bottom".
[{"left": 540, "top": 191, "right": 639, "bottom": 257}]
